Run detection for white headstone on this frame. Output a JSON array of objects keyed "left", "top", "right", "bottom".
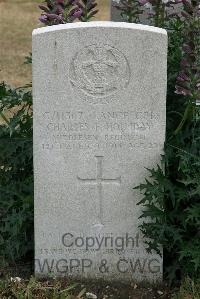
[{"left": 33, "top": 22, "right": 167, "bottom": 282}]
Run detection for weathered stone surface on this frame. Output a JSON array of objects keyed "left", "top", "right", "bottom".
[{"left": 33, "top": 22, "right": 167, "bottom": 282}]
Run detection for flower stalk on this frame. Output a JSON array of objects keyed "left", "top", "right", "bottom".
[
  {"left": 39, "top": 0, "right": 98, "bottom": 25},
  {"left": 114, "top": 0, "right": 143, "bottom": 23},
  {"left": 175, "top": 0, "right": 200, "bottom": 133}
]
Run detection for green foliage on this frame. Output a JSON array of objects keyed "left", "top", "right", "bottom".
[
  {"left": 24, "top": 53, "right": 32, "bottom": 65},
  {"left": 114, "top": 0, "right": 142, "bottom": 23},
  {"left": 124, "top": 3, "right": 200, "bottom": 279},
  {"left": 135, "top": 21, "right": 200, "bottom": 281},
  {"left": 172, "top": 277, "right": 200, "bottom": 299},
  {"left": 136, "top": 123, "right": 200, "bottom": 280},
  {"left": 0, "top": 82, "right": 33, "bottom": 265}
]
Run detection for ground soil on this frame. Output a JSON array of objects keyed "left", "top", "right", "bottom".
[{"left": 1, "top": 262, "right": 172, "bottom": 299}]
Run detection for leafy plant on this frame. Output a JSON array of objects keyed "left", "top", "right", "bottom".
[
  {"left": 116, "top": 0, "right": 200, "bottom": 282},
  {"left": 114, "top": 0, "right": 143, "bottom": 23},
  {"left": 135, "top": 122, "right": 200, "bottom": 280},
  {"left": 172, "top": 277, "right": 200, "bottom": 299},
  {"left": 39, "top": 0, "right": 82, "bottom": 24},
  {"left": 174, "top": 0, "right": 200, "bottom": 133},
  {"left": 76, "top": 0, "right": 98, "bottom": 22},
  {"left": 0, "top": 82, "right": 33, "bottom": 265}
]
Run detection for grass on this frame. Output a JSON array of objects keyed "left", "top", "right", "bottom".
[
  {"left": 0, "top": 276, "right": 84, "bottom": 299},
  {"left": 0, "top": 275, "right": 170, "bottom": 299},
  {"left": 0, "top": 0, "right": 109, "bottom": 87},
  {"left": 1, "top": 274, "right": 200, "bottom": 299},
  {"left": 172, "top": 278, "right": 200, "bottom": 299}
]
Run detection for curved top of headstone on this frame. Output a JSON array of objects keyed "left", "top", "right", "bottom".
[{"left": 32, "top": 21, "right": 167, "bottom": 36}]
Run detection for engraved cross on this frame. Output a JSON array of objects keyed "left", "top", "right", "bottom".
[{"left": 77, "top": 156, "right": 121, "bottom": 223}]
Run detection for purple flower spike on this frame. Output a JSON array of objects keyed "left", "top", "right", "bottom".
[
  {"left": 175, "top": 0, "right": 200, "bottom": 106},
  {"left": 73, "top": 8, "right": 82, "bottom": 18},
  {"left": 139, "top": 0, "right": 149, "bottom": 5},
  {"left": 56, "top": 0, "right": 64, "bottom": 4},
  {"left": 175, "top": 86, "right": 192, "bottom": 96},
  {"left": 39, "top": 15, "right": 48, "bottom": 23},
  {"left": 39, "top": 0, "right": 98, "bottom": 25}
]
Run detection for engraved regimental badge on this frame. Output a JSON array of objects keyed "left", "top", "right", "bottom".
[{"left": 69, "top": 44, "right": 130, "bottom": 104}]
